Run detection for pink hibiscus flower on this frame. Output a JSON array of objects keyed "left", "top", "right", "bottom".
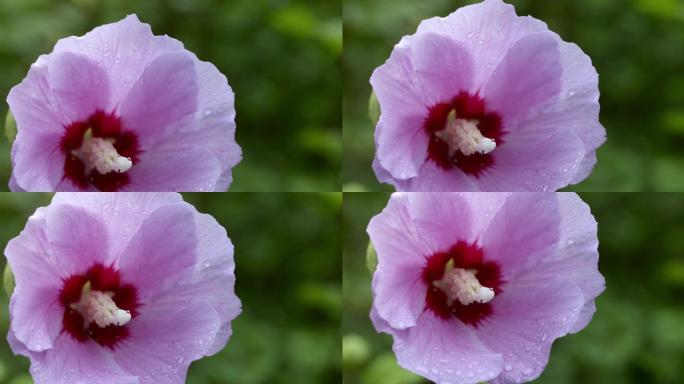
[
  {"left": 4, "top": 193, "right": 241, "bottom": 383},
  {"left": 368, "top": 192, "right": 604, "bottom": 383},
  {"left": 371, "top": 0, "right": 606, "bottom": 191},
  {"left": 7, "top": 15, "right": 241, "bottom": 191}
]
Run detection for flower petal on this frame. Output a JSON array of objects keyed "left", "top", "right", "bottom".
[
  {"left": 5, "top": 206, "right": 92, "bottom": 352},
  {"left": 532, "top": 193, "right": 605, "bottom": 333},
  {"left": 540, "top": 38, "right": 605, "bottom": 184},
  {"left": 371, "top": 37, "right": 430, "bottom": 180},
  {"left": 7, "top": 60, "right": 66, "bottom": 191},
  {"left": 119, "top": 50, "right": 198, "bottom": 148},
  {"left": 51, "top": 192, "right": 182, "bottom": 259},
  {"left": 394, "top": 161, "right": 480, "bottom": 192},
  {"left": 410, "top": 33, "right": 474, "bottom": 105},
  {"left": 155, "top": 205, "right": 241, "bottom": 355},
  {"left": 479, "top": 123, "right": 586, "bottom": 191},
  {"left": 368, "top": 193, "right": 432, "bottom": 329},
  {"left": 112, "top": 300, "right": 221, "bottom": 384},
  {"left": 53, "top": 14, "right": 184, "bottom": 110},
  {"left": 5, "top": 208, "right": 63, "bottom": 286},
  {"left": 21, "top": 334, "right": 139, "bottom": 384},
  {"left": 374, "top": 114, "right": 429, "bottom": 181},
  {"left": 48, "top": 52, "right": 110, "bottom": 124},
  {"left": 483, "top": 31, "right": 562, "bottom": 125},
  {"left": 478, "top": 278, "right": 584, "bottom": 383},
  {"left": 7, "top": 286, "right": 62, "bottom": 353},
  {"left": 126, "top": 147, "right": 222, "bottom": 191},
  {"left": 480, "top": 194, "right": 560, "bottom": 278},
  {"left": 7, "top": 55, "right": 68, "bottom": 130},
  {"left": 416, "top": 0, "right": 548, "bottom": 88},
  {"left": 117, "top": 203, "right": 197, "bottom": 301},
  {"left": 406, "top": 192, "right": 473, "bottom": 251},
  {"left": 191, "top": 59, "right": 241, "bottom": 189},
  {"left": 390, "top": 312, "right": 503, "bottom": 384},
  {"left": 46, "top": 204, "right": 111, "bottom": 274}
]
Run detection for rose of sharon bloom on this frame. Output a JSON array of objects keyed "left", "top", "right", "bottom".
[
  {"left": 7, "top": 14, "right": 241, "bottom": 191},
  {"left": 368, "top": 193, "right": 604, "bottom": 383},
  {"left": 4, "top": 193, "right": 241, "bottom": 384},
  {"left": 371, "top": 0, "right": 606, "bottom": 191}
]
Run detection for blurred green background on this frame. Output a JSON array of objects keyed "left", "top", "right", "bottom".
[
  {"left": 0, "top": 192, "right": 342, "bottom": 384},
  {"left": 0, "top": 0, "right": 341, "bottom": 191},
  {"left": 343, "top": 192, "right": 684, "bottom": 383},
  {"left": 343, "top": 0, "right": 684, "bottom": 192}
]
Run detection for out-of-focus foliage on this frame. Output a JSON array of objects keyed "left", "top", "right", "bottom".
[
  {"left": 343, "top": 0, "right": 684, "bottom": 192},
  {"left": 343, "top": 192, "right": 684, "bottom": 383},
  {"left": 0, "top": 0, "right": 341, "bottom": 191},
  {"left": 0, "top": 192, "right": 342, "bottom": 384}
]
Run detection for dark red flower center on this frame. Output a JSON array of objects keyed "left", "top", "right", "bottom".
[
  {"left": 424, "top": 92, "right": 505, "bottom": 177},
  {"left": 59, "top": 263, "right": 140, "bottom": 349},
  {"left": 422, "top": 241, "right": 504, "bottom": 327},
  {"left": 60, "top": 110, "right": 140, "bottom": 191}
]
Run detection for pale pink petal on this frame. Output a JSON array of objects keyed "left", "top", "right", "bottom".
[
  {"left": 190, "top": 59, "right": 241, "bottom": 189},
  {"left": 113, "top": 301, "right": 221, "bottom": 384},
  {"left": 9, "top": 133, "right": 64, "bottom": 192},
  {"left": 370, "top": 36, "right": 428, "bottom": 117},
  {"left": 479, "top": 124, "right": 586, "bottom": 191},
  {"left": 5, "top": 208, "right": 63, "bottom": 285},
  {"left": 528, "top": 193, "right": 605, "bottom": 333},
  {"left": 479, "top": 278, "right": 584, "bottom": 383},
  {"left": 390, "top": 312, "right": 503, "bottom": 384},
  {"left": 483, "top": 32, "right": 562, "bottom": 125},
  {"left": 410, "top": 33, "right": 474, "bottom": 105},
  {"left": 48, "top": 52, "right": 110, "bottom": 124},
  {"left": 23, "top": 334, "right": 139, "bottom": 384},
  {"left": 125, "top": 147, "right": 222, "bottom": 192},
  {"left": 7, "top": 287, "right": 62, "bottom": 352},
  {"left": 53, "top": 14, "right": 184, "bottom": 110},
  {"left": 544, "top": 38, "right": 606, "bottom": 184},
  {"left": 367, "top": 193, "right": 432, "bottom": 329},
  {"left": 396, "top": 161, "right": 480, "bottom": 192},
  {"left": 416, "top": 0, "right": 548, "bottom": 88},
  {"left": 51, "top": 193, "right": 182, "bottom": 259},
  {"left": 374, "top": 114, "right": 429, "bottom": 181},
  {"left": 119, "top": 50, "right": 198, "bottom": 148},
  {"left": 459, "top": 192, "right": 509, "bottom": 238},
  {"left": 480, "top": 194, "right": 560, "bottom": 278},
  {"left": 45, "top": 204, "right": 111, "bottom": 273},
  {"left": 371, "top": 37, "right": 430, "bottom": 179},
  {"left": 406, "top": 193, "right": 473, "bottom": 250},
  {"left": 7, "top": 61, "right": 65, "bottom": 191},
  {"left": 8, "top": 170, "right": 26, "bottom": 192},
  {"left": 7, "top": 55, "right": 67, "bottom": 130},
  {"left": 158, "top": 205, "right": 241, "bottom": 355},
  {"left": 4, "top": 208, "right": 63, "bottom": 351},
  {"left": 117, "top": 203, "right": 197, "bottom": 301}
]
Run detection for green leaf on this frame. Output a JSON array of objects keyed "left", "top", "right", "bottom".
[
  {"left": 368, "top": 91, "right": 380, "bottom": 126},
  {"left": 366, "top": 241, "right": 377, "bottom": 274},
  {"left": 5, "top": 110, "right": 16, "bottom": 144},
  {"left": 3, "top": 263, "right": 15, "bottom": 298}
]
